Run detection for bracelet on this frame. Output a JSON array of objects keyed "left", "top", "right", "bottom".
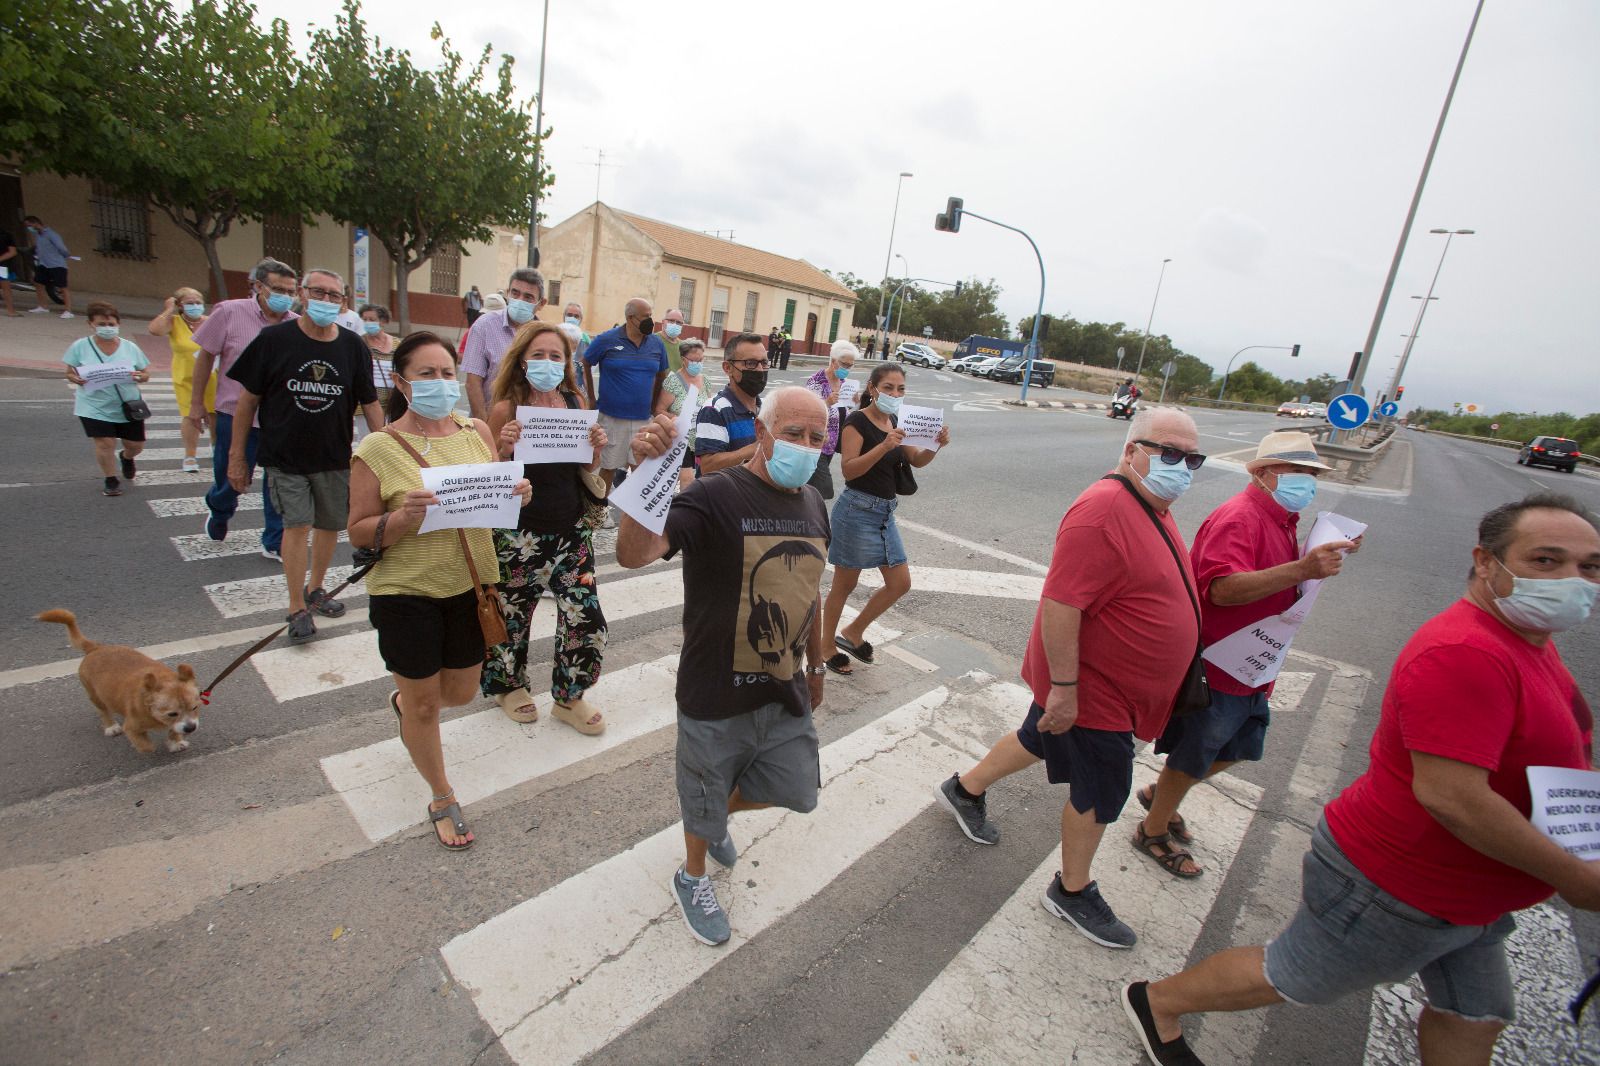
[{"left": 1051, "top": 680, "right": 1078, "bottom": 687}]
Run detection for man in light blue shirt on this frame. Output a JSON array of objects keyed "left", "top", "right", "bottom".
[{"left": 25, "top": 215, "right": 73, "bottom": 318}]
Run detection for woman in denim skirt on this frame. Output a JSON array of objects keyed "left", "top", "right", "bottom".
[{"left": 821, "top": 363, "right": 950, "bottom": 675}]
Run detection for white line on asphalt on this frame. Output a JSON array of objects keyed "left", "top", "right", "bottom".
[
  {"left": 151, "top": 493, "right": 261, "bottom": 518},
  {"left": 121, "top": 468, "right": 213, "bottom": 486},
  {"left": 134, "top": 446, "right": 214, "bottom": 461},
  {"left": 206, "top": 565, "right": 359, "bottom": 618},
  {"left": 851, "top": 563, "right": 1044, "bottom": 600},
  {"left": 0, "top": 398, "right": 75, "bottom": 403},
  {"left": 880, "top": 643, "right": 939, "bottom": 672},
  {"left": 894, "top": 517, "right": 1050, "bottom": 575},
  {"left": 1268, "top": 670, "right": 1315, "bottom": 712},
  {"left": 138, "top": 428, "right": 182, "bottom": 440},
  {"left": 173, "top": 526, "right": 347, "bottom": 561}
]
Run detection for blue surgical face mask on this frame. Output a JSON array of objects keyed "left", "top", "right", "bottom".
[
  {"left": 1493, "top": 558, "right": 1597, "bottom": 633},
  {"left": 95, "top": 325, "right": 120, "bottom": 340},
  {"left": 765, "top": 438, "right": 822, "bottom": 489},
  {"left": 525, "top": 358, "right": 565, "bottom": 392},
  {"left": 683, "top": 360, "right": 703, "bottom": 377},
  {"left": 834, "top": 366, "right": 850, "bottom": 381},
  {"left": 362, "top": 320, "right": 382, "bottom": 336},
  {"left": 1269, "top": 472, "right": 1317, "bottom": 513},
  {"left": 405, "top": 377, "right": 461, "bottom": 420},
  {"left": 874, "top": 393, "right": 902, "bottom": 416},
  {"left": 303, "top": 299, "right": 340, "bottom": 327},
  {"left": 565, "top": 315, "right": 582, "bottom": 327},
  {"left": 264, "top": 290, "right": 294, "bottom": 314},
  {"left": 1136, "top": 449, "right": 1193, "bottom": 502},
  {"left": 664, "top": 322, "right": 683, "bottom": 340},
  {"left": 182, "top": 302, "right": 205, "bottom": 319},
  {"left": 507, "top": 298, "right": 536, "bottom": 324}
]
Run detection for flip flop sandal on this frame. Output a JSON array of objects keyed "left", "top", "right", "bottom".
[
  {"left": 1132, "top": 823, "right": 1201, "bottom": 879},
  {"left": 495, "top": 688, "right": 540, "bottom": 723},
  {"left": 1135, "top": 784, "right": 1193, "bottom": 845},
  {"left": 429, "top": 801, "right": 474, "bottom": 851},
  {"left": 825, "top": 652, "right": 854, "bottom": 677},
  {"left": 835, "top": 635, "right": 875, "bottom": 665}
]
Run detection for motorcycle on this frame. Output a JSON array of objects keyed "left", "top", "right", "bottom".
[{"left": 1108, "top": 392, "right": 1138, "bottom": 420}]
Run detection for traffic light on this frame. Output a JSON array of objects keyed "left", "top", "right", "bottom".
[
  {"left": 934, "top": 197, "right": 964, "bottom": 232},
  {"left": 1290, "top": 343, "right": 1301, "bottom": 358},
  {"left": 1038, "top": 314, "right": 1052, "bottom": 342},
  {"left": 1395, "top": 385, "right": 1405, "bottom": 403},
  {"left": 954, "top": 281, "right": 964, "bottom": 296}
]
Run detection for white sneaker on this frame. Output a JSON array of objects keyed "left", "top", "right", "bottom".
[
  {"left": 28, "top": 306, "right": 48, "bottom": 314},
  {"left": 181, "top": 457, "right": 200, "bottom": 473},
  {"left": 59, "top": 311, "right": 75, "bottom": 319}
]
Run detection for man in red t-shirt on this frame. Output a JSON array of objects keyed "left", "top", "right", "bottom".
[
  {"left": 936, "top": 408, "right": 1204, "bottom": 950},
  {"left": 1123, "top": 494, "right": 1600, "bottom": 1066},
  {"left": 1136, "top": 431, "right": 1355, "bottom": 879}
]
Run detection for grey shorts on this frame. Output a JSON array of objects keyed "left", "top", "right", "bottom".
[
  {"left": 597, "top": 413, "right": 648, "bottom": 471},
  {"left": 676, "top": 703, "right": 820, "bottom": 844},
  {"left": 264, "top": 467, "right": 350, "bottom": 532},
  {"left": 1264, "top": 819, "right": 1517, "bottom": 1022}
]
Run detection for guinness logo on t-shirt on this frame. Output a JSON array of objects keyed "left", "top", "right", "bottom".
[
  {"left": 289, "top": 359, "right": 346, "bottom": 413},
  {"left": 310, "top": 363, "right": 327, "bottom": 382}
]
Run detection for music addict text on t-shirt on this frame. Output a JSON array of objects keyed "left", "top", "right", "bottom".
[
  {"left": 228, "top": 319, "right": 377, "bottom": 474},
  {"left": 665, "top": 465, "right": 831, "bottom": 720}
]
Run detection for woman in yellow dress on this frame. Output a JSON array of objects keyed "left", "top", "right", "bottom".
[{"left": 148, "top": 286, "right": 216, "bottom": 472}]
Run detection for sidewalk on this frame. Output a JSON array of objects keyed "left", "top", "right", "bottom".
[{"left": 0, "top": 287, "right": 173, "bottom": 377}]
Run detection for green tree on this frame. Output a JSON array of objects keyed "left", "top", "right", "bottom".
[
  {"left": 926, "top": 278, "right": 1008, "bottom": 341},
  {"left": 312, "top": 0, "right": 545, "bottom": 329}
]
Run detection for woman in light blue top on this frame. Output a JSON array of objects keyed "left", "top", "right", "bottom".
[{"left": 61, "top": 300, "right": 152, "bottom": 496}]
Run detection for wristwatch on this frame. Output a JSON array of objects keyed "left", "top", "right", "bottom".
[{"left": 805, "top": 664, "right": 829, "bottom": 677}]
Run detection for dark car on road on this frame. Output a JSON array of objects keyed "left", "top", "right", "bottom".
[
  {"left": 988, "top": 353, "right": 1055, "bottom": 386},
  {"left": 1518, "top": 436, "right": 1581, "bottom": 472}
]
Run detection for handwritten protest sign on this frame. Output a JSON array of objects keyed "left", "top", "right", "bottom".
[
  {"left": 898, "top": 404, "right": 945, "bottom": 451},
  {"left": 79, "top": 362, "right": 136, "bottom": 393},
  {"left": 1202, "top": 511, "right": 1366, "bottom": 688},
  {"left": 371, "top": 359, "right": 394, "bottom": 390},
  {"left": 514, "top": 405, "right": 597, "bottom": 464},
  {"left": 417, "top": 461, "right": 523, "bottom": 533},
  {"left": 835, "top": 379, "right": 860, "bottom": 411},
  {"left": 1528, "top": 766, "right": 1600, "bottom": 860},
  {"left": 612, "top": 385, "right": 696, "bottom": 535}
]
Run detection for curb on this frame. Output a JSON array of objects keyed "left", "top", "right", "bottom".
[{"left": 1003, "top": 399, "right": 1110, "bottom": 411}]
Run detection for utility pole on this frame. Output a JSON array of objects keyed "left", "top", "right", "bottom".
[{"left": 525, "top": 0, "right": 549, "bottom": 268}]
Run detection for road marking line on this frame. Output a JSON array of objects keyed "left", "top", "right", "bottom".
[
  {"left": 894, "top": 518, "right": 1049, "bottom": 575},
  {"left": 151, "top": 493, "right": 261, "bottom": 518},
  {"left": 132, "top": 446, "right": 214, "bottom": 461},
  {"left": 206, "top": 564, "right": 360, "bottom": 618},
  {"left": 851, "top": 563, "right": 1044, "bottom": 600},
  {"left": 859, "top": 756, "right": 1262, "bottom": 1065},
  {"left": 121, "top": 468, "right": 214, "bottom": 486},
  {"left": 173, "top": 526, "right": 347, "bottom": 561},
  {"left": 441, "top": 683, "right": 1007, "bottom": 1066},
  {"left": 1268, "top": 670, "right": 1316, "bottom": 712},
  {"left": 881, "top": 643, "right": 939, "bottom": 672}
]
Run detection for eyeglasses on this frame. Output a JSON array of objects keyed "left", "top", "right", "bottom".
[
  {"left": 261, "top": 282, "right": 297, "bottom": 297},
  {"left": 1135, "top": 440, "right": 1207, "bottom": 470},
  {"left": 304, "top": 286, "right": 346, "bottom": 302},
  {"left": 731, "top": 359, "right": 771, "bottom": 371}
]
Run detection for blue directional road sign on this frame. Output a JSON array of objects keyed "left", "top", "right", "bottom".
[
  {"left": 1327, "top": 392, "right": 1371, "bottom": 430},
  {"left": 1379, "top": 401, "right": 1400, "bottom": 418}
]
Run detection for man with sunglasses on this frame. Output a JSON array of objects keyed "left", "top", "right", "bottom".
[
  {"left": 696, "top": 332, "right": 771, "bottom": 476},
  {"left": 1135, "top": 431, "right": 1356, "bottom": 880},
  {"left": 936, "top": 408, "right": 1205, "bottom": 950}
]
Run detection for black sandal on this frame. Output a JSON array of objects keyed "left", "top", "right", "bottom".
[
  {"left": 1132, "top": 823, "right": 1201, "bottom": 879},
  {"left": 429, "top": 798, "right": 474, "bottom": 851},
  {"left": 1135, "top": 784, "right": 1193, "bottom": 844},
  {"left": 835, "top": 635, "right": 875, "bottom": 665},
  {"left": 825, "top": 652, "right": 854, "bottom": 677}
]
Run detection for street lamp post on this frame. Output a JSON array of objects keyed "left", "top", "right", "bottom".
[
  {"left": 1384, "top": 228, "right": 1473, "bottom": 403},
  {"left": 874, "top": 172, "right": 913, "bottom": 354},
  {"left": 1217, "top": 345, "right": 1298, "bottom": 403},
  {"left": 893, "top": 253, "right": 910, "bottom": 341},
  {"left": 884, "top": 276, "right": 960, "bottom": 350},
  {"left": 526, "top": 0, "right": 550, "bottom": 267},
  {"left": 1133, "top": 258, "right": 1172, "bottom": 379}
]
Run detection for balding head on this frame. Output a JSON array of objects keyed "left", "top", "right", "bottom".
[
  {"left": 757, "top": 385, "right": 828, "bottom": 431},
  {"left": 624, "top": 298, "right": 652, "bottom": 321},
  {"left": 1125, "top": 406, "right": 1196, "bottom": 450},
  {"left": 751, "top": 386, "right": 830, "bottom": 491}
]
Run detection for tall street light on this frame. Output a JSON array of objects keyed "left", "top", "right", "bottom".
[
  {"left": 874, "top": 172, "right": 913, "bottom": 353},
  {"left": 1133, "top": 258, "right": 1172, "bottom": 379},
  {"left": 893, "top": 253, "right": 910, "bottom": 340},
  {"left": 526, "top": 0, "right": 551, "bottom": 267},
  {"left": 1384, "top": 228, "right": 1474, "bottom": 404}
]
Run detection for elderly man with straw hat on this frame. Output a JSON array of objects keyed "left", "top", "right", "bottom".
[{"left": 1133, "top": 430, "right": 1360, "bottom": 879}]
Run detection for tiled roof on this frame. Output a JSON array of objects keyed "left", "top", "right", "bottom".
[{"left": 614, "top": 208, "right": 856, "bottom": 302}]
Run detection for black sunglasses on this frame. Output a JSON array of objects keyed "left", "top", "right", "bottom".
[{"left": 1135, "top": 439, "right": 1207, "bottom": 471}]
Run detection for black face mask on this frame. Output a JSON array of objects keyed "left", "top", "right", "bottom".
[
  {"left": 636, "top": 316, "right": 654, "bottom": 337},
  {"left": 739, "top": 368, "right": 768, "bottom": 397}
]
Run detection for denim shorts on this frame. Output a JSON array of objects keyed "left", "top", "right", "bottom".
[
  {"left": 1154, "top": 689, "right": 1269, "bottom": 778},
  {"left": 1014, "top": 702, "right": 1135, "bottom": 824},
  {"left": 1264, "top": 819, "right": 1517, "bottom": 1022},
  {"left": 828, "top": 487, "right": 907, "bottom": 569},
  {"left": 675, "top": 703, "right": 820, "bottom": 844}
]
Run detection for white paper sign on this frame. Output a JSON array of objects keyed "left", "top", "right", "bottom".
[
  {"left": 514, "top": 405, "right": 597, "bottom": 464},
  {"left": 417, "top": 461, "right": 523, "bottom": 533},
  {"left": 834, "top": 379, "right": 860, "bottom": 411},
  {"left": 371, "top": 359, "right": 394, "bottom": 390},
  {"left": 898, "top": 404, "right": 945, "bottom": 451},
  {"left": 1202, "top": 511, "right": 1367, "bottom": 687},
  {"left": 1528, "top": 766, "right": 1600, "bottom": 860},
  {"left": 611, "top": 385, "right": 696, "bottom": 535},
  {"left": 79, "top": 362, "right": 136, "bottom": 393}
]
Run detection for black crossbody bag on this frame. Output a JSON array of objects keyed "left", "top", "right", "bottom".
[{"left": 1104, "top": 474, "right": 1209, "bottom": 719}]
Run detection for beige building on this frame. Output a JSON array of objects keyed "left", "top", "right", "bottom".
[{"left": 541, "top": 203, "right": 856, "bottom": 353}]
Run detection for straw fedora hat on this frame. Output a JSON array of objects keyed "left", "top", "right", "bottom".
[{"left": 1246, "top": 430, "right": 1333, "bottom": 473}]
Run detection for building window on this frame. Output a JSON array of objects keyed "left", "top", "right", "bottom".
[
  {"left": 742, "top": 291, "right": 759, "bottom": 333},
  {"left": 782, "top": 298, "right": 796, "bottom": 333},
  {"left": 829, "top": 308, "right": 842, "bottom": 343},
  {"left": 429, "top": 243, "right": 461, "bottom": 295},
  {"left": 547, "top": 279, "right": 562, "bottom": 307},
  {"left": 678, "top": 277, "right": 696, "bottom": 321},
  {"left": 261, "top": 214, "right": 303, "bottom": 274},
  {"left": 89, "top": 182, "right": 152, "bottom": 260}
]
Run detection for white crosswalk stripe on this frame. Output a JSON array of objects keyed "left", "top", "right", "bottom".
[
  {"left": 150, "top": 493, "right": 262, "bottom": 518},
  {"left": 172, "top": 525, "right": 346, "bottom": 561}
]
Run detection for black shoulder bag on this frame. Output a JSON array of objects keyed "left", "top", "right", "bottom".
[
  {"left": 90, "top": 344, "right": 151, "bottom": 421},
  {"left": 1104, "top": 474, "right": 1209, "bottom": 719}
]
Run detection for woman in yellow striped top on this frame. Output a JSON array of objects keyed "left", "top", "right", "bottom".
[{"left": 348, "top": 331, "right": 529, "bottom": 850}]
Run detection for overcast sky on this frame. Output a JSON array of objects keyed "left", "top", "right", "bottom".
[{"left": 257, "top": 0, "right": 1598, "bottom": 416}]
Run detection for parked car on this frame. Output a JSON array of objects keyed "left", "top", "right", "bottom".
[
  {"left": 894, "top": 342, "right": 943, "bottom": 368},
  {"left": 968, "top": 355, "right": 1006, "bottom": 378},
  {"left": 988, "top": 354, "right": 1055, "bottom": 386},
  {"left": 949, "top": 354, "right": 988, "bottom": 374},
  {"left": 1518, "top": 435, "right": 1580, "bottom": 473}
]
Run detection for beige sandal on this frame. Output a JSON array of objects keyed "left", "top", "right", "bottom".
[
  {"left": 495, "top": 688, "right": 539, "bottom": 723},
  {"left": 552, "top": 697, "right": 605, "bottom": 735}
]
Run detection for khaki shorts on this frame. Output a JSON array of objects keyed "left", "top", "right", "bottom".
[
  {"left": 597, "top": 413, "right": 648, "bottom": 471},
  {"left": 675, "top": 703, "right": 819, "bottom": 844},
  {"left": 264, "top": 467, "right": 350, "bottom": 531}
]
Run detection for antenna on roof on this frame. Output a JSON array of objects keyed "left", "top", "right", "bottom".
[
  {"left": 580, "top": 146, "right": 623, "bottom": 203},
  {"left": 702, "top": 229, "right": 736, "bottom": 242}
]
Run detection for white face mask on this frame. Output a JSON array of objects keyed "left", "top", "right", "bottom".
[{"left": 1493, "top": 557, "right": 1598, "bottom": 633}]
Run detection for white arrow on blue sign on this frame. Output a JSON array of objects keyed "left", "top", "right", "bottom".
[
  {"left": 1327, "top": 392, "right": 1372, "bottom": 429},
  {"left": 1379, "top": 401, "right": 1400, "bottom": 417}
]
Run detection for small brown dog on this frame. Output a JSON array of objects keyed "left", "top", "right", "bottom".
[{"left": 37, "top": 609, "right": 202, "bottom": 753}]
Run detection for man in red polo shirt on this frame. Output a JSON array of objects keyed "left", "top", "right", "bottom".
[
  {"left": 1134, "top": 431, "right": 1357, "bottom": 878},
  {"left": 935, "top": 408, "right": 1205, "bottom": 950},
  {"left": 1123, "top": 493, "right": 1600, "bottom": 1066}
]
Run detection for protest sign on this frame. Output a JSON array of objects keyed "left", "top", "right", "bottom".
[
  {"left": 1528, "top": 766, "right": 1600, "bottom": 860},
  {"left": 371, "top": 359, "right": 394, "bottom": 390},
  {"left": 611, "top": 385, "right": 696, "bottom": 535},
  {"left": 835, "top": 379, "right": 860, "bottom": 410},
  {"left": 898, "top": 404, "right": 945, "bottom": 451},
  {"left": 514, "top": 405, "right": 597, "bottom": 464},
  {"left": 417, "top": 461, "right": 523, "bottom": 533},
  {"left": 79, "top": 362, "right": 136, "bottom": 393}
]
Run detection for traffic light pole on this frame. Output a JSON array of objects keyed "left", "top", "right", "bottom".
[
  {"left": 941, "top": 206, "right": 1046, "bottom": 403},
  {"left": 1216, "top": 344, "right": 1299, "bottom": 403}
]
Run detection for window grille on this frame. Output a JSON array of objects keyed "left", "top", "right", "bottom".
[
  {"left": 743, "top": 291, "right": 759, "bottom": 333},
  {"left": 678, "top": 277, "right": 696, "bottom": 321},
  {"left": 261, "top": 214, "right": 303, "bottom": 274},
  {"left": 89, "top": 182, "right": 152, "bottom": 260},
  {"left": 430, "top": 243, "right": 461, "bottom": 295}
]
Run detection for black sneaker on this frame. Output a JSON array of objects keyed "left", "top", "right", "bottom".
[
  {"left": 936, "top": 774, "right": 1000, "bottom": 844},
  {"left": 286, "top": 609, "right": 316, "bottom": 644},
  {"left": 102, "top": 476, "right": 122, "bottom": 497},
  {"left": 118, "top": 451, "right": 136, "bottom": 480},
  {"left": 1122, "top": 981, "right": 1206, "bottom": 1065},
  {"left": 305, "top": 586, "right": 347, "bottom": 618},
  {"left": 1042, "top": 874, "right": 1136, "bottom": 949}
]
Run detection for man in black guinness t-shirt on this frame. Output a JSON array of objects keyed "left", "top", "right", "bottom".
[
  {"left": 227, "top": 268, "right": 381, "bottom": 642},
  {"left": 617, "top": 386, "right": 832, "bottom": 947}
]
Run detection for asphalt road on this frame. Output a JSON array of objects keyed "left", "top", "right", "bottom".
[{"left": 2, "top": 363, "right": 1597, "bottom": 1066}]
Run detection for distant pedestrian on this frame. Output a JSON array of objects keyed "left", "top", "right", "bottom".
[
  {"left": 562, "top": 302, "right": 591, "bottom": 359},
  {"left": 61, "top": 301, "right": 151, "bottom": 496},
  {"left": 0, "top": 227, "right": 19, "bottom": 316},
  {"left": 777, "top": 329, "right": 792, "bottom": 370},
  {"left": 359, "top": 303, "right": 396, "bottom": 423},
  {"left": 657, "top": 336, "right": 706, "bottom": 490},
  {"left": 147, "top": 287, "right": 215, "bottom": 473},
  {"left": 694, "top": 331, "right": 768, "bottom": 476},
  {"left": 661, "top": 307, "right": 686, "bottom": 372},
  {"left": 801, "top": 339, "right": 858, "bottom": 499},
  {"left": 334, "top": 292, "right": 363, "bottom": 334},
  {"left": 583, "top": 297, "right": 670, "bottom": 497},
  {"left": 347, "top": 332, "right": 531, "bottom": 850},
  {"left": 463, "top": 284, "right": 484, "bottom": 325},
  {"left": 225, "top": 268, "right": 383, "bottom": 644},
  {"left": 821, "top": 363, "right": 950, "bottom": 675},
  {"left": 1124, "top": 494, "right": 1600, "bottom": 1066},
  {"left": 864, "top": 335, "right": 876, "bottom": 360},
  {"left": 24, "top": 215, "right": 73, "bottom": 318},
  {"left": 462, "top": 268, "right": 545, "bottom": 421}
]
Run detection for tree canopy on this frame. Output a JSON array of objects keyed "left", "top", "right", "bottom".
[{"left": 829, "top": 272, "right": 1008, "bottom": 341}]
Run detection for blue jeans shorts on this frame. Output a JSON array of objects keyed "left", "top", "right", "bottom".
[
  {"left": 1264, "top": 819, "right": 1517, "bottom": 1022},
  {"left": 1015, "top": 702, "right": 1135, "bottom": 824},
  {"left": 828, "top": 487, "right": 907, "bottom": 569},
  {"left": 1154, "top": 689, "right": 1269, "bottom": 778}
]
